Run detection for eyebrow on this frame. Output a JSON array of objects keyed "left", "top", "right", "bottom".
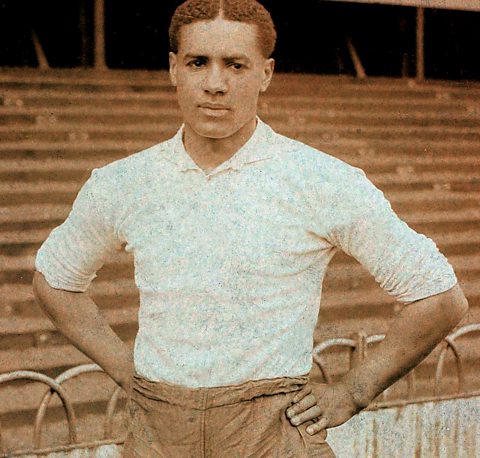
[{"left": 183, "top": 54, "right": 251, "bottom": 63}]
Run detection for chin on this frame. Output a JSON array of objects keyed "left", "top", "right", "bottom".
[{"left": 191, "top": 121, "right": 238, "bottom": 140}]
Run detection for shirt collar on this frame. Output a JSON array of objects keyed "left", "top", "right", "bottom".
[{"left": 167, "top": 117, "right": 274, "bottom": 174}]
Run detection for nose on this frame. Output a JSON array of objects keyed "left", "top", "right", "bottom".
[{"left": 202, "top": 64, "right": 228, "bottom": 94}]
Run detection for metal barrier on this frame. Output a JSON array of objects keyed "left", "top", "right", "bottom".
[
  {"left": 0, "top": 323, "right": 479, "bottom": 457},
  {"left": 313, "top": 333, "right": 418, "bottom": 402},
  {"left": 0, "top": 365, "right": 125, "bottom": 456},
  {"left": 434, "top": 323, "right": 480, "bottom": 396},
  {"left": 33, "top": 364, "right": 124, "bottom": 448},
  {"left": 312, "top": 323, "right": 480, "bottom": 407}
]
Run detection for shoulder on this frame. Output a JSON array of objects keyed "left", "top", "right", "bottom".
[
  {"left": 73, "top": 138, "right": 175, "bottom": 214},
  {"left": 266, "top": 126, "right": 367, "bottom": 186},
  {"left": 92, "top": 139, "right": 173, "bottom": 185},
  {"left": 263, "top": 125, "right": 387, "bottom": 220}
]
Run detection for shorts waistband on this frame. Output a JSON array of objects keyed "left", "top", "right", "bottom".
[{"left": 131, "top": 372, "right": 310, "bottom": 410}]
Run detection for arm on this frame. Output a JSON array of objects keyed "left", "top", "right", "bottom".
[
  {"left": 286, "top": 283, "right": 468, "bottom": 434},
  {"left": 33, "top": 270, "right": 135, "bottom": 395},
  {"left": 340, "top": 283, "right": 468, "bottom": 409},
  {"left": 287, "top": 166, "right": 468, "bottom": 434},
  {"left": 32, "top": 168, "right": 134, "bottom": 392}
]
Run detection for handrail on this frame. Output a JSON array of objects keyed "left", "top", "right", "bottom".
[
  {"left": 0, "top": 371, "right": 78, "bottom": 454},
  {"left": 434, "top": 323, "right": 480, "bottom": 396},
  {"left": 312, "top": 323, "right": 480, "bottom": 402},
  {"left": 0, "top": 323, "right": 478, "bottom": 456},
  {"left": 34, "top": 364, "right": 103, "bottom": 449}
]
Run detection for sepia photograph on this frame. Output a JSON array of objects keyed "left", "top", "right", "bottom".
[{"left": 0, "top": 0, "right": 479, "bottom": 456}]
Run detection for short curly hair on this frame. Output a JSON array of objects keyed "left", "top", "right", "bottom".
[{"left": 169, "top": 0, "right": 277, "bottom": 58}]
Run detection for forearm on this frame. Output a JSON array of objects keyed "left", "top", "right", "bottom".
[
  {"left": 340, "top": 283, "right": 469, "bottom": 409},
  {"left": 33, "top": 271, "right": 134, "bottom": 393}
]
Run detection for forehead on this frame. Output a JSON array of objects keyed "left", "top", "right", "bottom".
[{"left": 177, "top": 17, "right": 263, "bottom": 58}]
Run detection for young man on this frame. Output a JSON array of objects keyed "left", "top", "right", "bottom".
[{"left": 33, "top": 0, "right": 468, "bottom": 456}]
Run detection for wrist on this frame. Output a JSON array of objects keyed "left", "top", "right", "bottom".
[
  {"left": 108, "top": 354, "right": 135, "bottom": 393},
  {"left": 338, "top": 378, "right": 375, "bottom": 411}
]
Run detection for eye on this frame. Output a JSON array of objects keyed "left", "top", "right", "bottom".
[
  {"left": 230, "top": 63, "right": 243, "bottom": 70},
  {"left": 188, "top": 59, "right": 206, "bottom": 68}
]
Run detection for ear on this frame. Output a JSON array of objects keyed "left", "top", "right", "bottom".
[
  {"left": 169, "top": 52, "right": 178, "bottom": 87},
  {"left": 260, "top": 58, "right": 275, "bottom": 93}
]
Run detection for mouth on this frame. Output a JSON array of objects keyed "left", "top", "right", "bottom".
[{"left": 198, "top": 104, "right": 230, "bottom": 117}]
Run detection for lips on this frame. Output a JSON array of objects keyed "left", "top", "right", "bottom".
[
  {"left": 198, "top": 103, "right": 230, "bottom": 117},
  {"left": 199, "top": 103, "right": 229, "bottom": 109}
]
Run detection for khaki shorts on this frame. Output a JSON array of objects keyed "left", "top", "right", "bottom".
[{"left": 123, "top": 372, "right": 336, "bottom": 457}]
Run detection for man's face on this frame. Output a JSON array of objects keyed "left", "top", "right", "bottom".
[{"left": 169, "top": 17, "right": 274, "bottom": 141}]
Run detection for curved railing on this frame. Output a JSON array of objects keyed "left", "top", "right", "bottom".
[
  {"left": 313, "top": 323, "right": 480, "bottom": 406},
  {"left": 0, "top": 365, "right": 126, "bottom": 456},
  {"left": 1, "top": 323, "right": 479, "bottom": 456}
]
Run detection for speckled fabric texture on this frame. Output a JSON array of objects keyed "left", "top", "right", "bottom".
[
  {"left": 123, "top": 372, "right": 336, "bottom": 457},
  {"left": 35, "top": 118, "right": 457, "bottom": 387}
]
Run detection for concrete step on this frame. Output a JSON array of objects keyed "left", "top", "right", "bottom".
[
  {"left": 2, "top": 112, "right": 478, "bottom": 136},
  {"left": 323, "top": 275, "right": 478, "bottom": 307},
  {"left": 2, "top": 72, "right": 480, "bottom": 102},
  {"left": 2, "top": 242, "right": 477, "bottom": 315},
  {"left": 1, "top": 372, "right": 477, "bottom": 453},
  {"left": 1, "top": 92, "right": 477, "bottom": 117},
  {"left": 0, "top": 130, "right": 475, "bottom": 148},
  {"left": 0, "top": 407, "right": 127, "bottom": 451},
  {"left": 2, "top": 122, "right": 479, "bottom": 144},
  {"left": 4, "top": 85, "right": 462, "bottom": 105},
  {"left": 1, "top": 193, "right": 476, "bottom": 218},
  {"left": 0, "top": 274, "right": 480, "bottom": 328},
  {"left": 1, "top": 136, "right": 479, "bottom": 161},
  {"left": 0, "top": 302, "right": 137, "bottom": 339},
  {"left": 1, "top": 270, "right": 478, "bottom": 330},
  {"left": 1, "top": 358, "right": 477, "bottom": 452},
  {"left": 3, "top": 223, "right": 480, "bottom": 262},
  {"left": 371, "top": 170, "right": 480, "bottom": 187},
  {"left": 0, "top": 70, "right": 478, "bottom": 443},
  {"left": 1, "top": 342, "right": 477, "bottom": 453},
  {"left": 2, "top": 200, "right": 478, "bottom": 227},
  {"left": 3, "top": 227, "right": 478, "bottom": 271},
  {"left": 0, "top": 159, "right": 478, "bottom": 192},
  {"left": 0, "top": 139, "right": 167, "bottom": 157},
  {"left": 0, "top": 149, "right": 477, "bottom": 181},
  {"left": 325, "top": 251, "right": 480, "bottom": 284},
  {"left": 1, "top": 170, "right": 478, "bottom": 191},
  {"left": 0, "top": 177, "right": 480, "bottom": 209},
  {"left": 0, "top": 78, "right": 172, "bottom": 94},
  {"left": 1, "top": 69, "right": 479, "bottom": 91},
  {"left": 2, "top": 154, "right": 479, "bottom": 177},
  {"left": 2, "top": 101, "right": 479, "bottom": 120},
  {"left": 281, "top": 125, "right": 480, "bottom": 142},
  {"left": 0, "top": 277, "right": 139, "bottom": 313},
  {"left": 2, "top": 237, "right": 478, "bottom": 290},
  {"left": 0, "top": 372, "right": 126, "bottom": 433},
  {"left": 1, "top": 306, "right": 478, "bottom": 380},
  {"left": 1, "top": 328, "right": 479, "bottom": 414},
  {"left": 4, "top": 107, "right": 480, "bottom": 130},
  {"left": 2, "top": 212, "right": 479, "bottom": 262}
]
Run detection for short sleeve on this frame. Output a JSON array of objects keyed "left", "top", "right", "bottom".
[
  {"left": 35, "top": 168, "right": 122, "bottom": 292},
  {"left": 324, "top": 168, "right": 457, "bottom": 304}
]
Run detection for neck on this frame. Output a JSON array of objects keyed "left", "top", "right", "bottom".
[{"left": 183, "top": 117, "right": 257, "bottom": 170}]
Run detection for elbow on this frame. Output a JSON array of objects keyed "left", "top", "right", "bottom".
[
  {"left": 32, "top": 270, "right": 47, "bottom": 306},
  {"left": 32, "top": 271, "right": 59, "bottom": 320},
  {"left": 32, "top": 271, "right": 55, "bottom": 324},
  {"left": 439, "top": 283, "right": 469, "bottom": 329},
  {"left": 453, "top": 288, "right": 469, "bottom": 325},
  {"left": 32, "top": 271, "right": 84, "bottom": 326}
]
